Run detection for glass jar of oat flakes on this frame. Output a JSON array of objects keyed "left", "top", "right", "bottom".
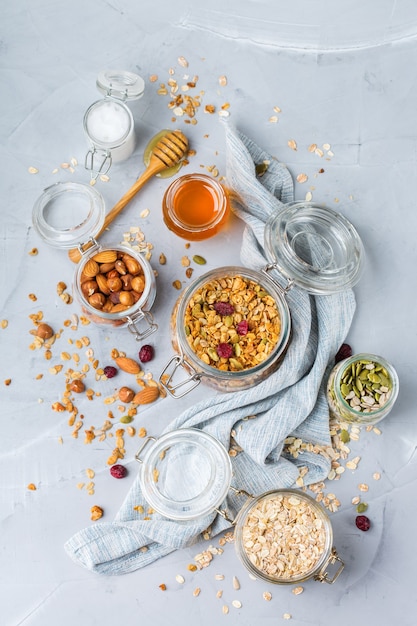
[
  {"left": 32, "top": 181, "right": 158, "bottom": 340},
  {"left": 234, "top": 489, "right": 344, "bottom": 584},
  {"left": 134, "top": 430, "right": 344, "bottom": 584},
  {"left": 160, "top": 202, "right": 364, "bottom": 397}
]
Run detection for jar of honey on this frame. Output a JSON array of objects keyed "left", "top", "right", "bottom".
[{"left": 162, "top": 173, "right": 230, "bottom": 240}]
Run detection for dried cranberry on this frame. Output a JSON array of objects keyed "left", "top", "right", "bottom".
[
  {"left": 335, "top": 343, "right": 353, "bottom": 363},
  {"left": 103, "top": 366, "right": 117, "bottom": 379},
  {"left": 216, "top": 343, "right": 233, "bottom": 359},
  {"left": 110, "top": 464, "right": 127, "bottom": 479},
  {"left": 214, "top": 301, "right": 234, "bottom": 316},
  {"left": 355, "top": 515, "right": 371, "bottom": 531},
  {"left": 139, "top": 344, "right": 154, "bottom": 363},
  {"left": 236, "top": 320, "right": 249, "bottom": 336}
]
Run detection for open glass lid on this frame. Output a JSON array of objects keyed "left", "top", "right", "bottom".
[
  {"left": 32, "top": 182, "right": 105, "bottom": 248},
  {"left": 136, "top": 429, "right": 233, "bottom": 521},
  {"left": 264, "top": 202, "right": 365, "bottom": 294},
  {"left": 96, "top": 69, "right": 145, "bottom": 101}
]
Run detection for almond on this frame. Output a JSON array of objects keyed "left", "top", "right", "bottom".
[
  {"left": 83, "top": 259, "right": 100, "bottom": 278},
  {"left": 92, "top": 250, "right": 118, "bottom": 263},
  {"left": 96, "top": 273, "right": 111, "bottom": 295},
  {"left": 133, "top": 386, "right": 160, "bottom": 405},
  {"left": 114, "top": 356, "right": 141, "bottom": 374}
]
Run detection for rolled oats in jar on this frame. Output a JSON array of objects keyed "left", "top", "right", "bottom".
[{"left": 234, "top": 489, "right": 344, "bottom": 585}]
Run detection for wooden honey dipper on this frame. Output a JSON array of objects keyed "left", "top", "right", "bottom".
[{"left": 68, "top": 129, "right": 188, "bottom": 263}]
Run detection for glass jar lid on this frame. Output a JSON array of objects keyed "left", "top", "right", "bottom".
[
  {"left": 264, "top": 202, "right": 364, "bottom": 294},
  {"left": 138, "top": 429, "right": 232, "bottom": 521},
  {"left": 96, "top": 69, "right": 145, "bottom": 101},
  {"left": 32, "top": 182, "right": 105, "bottom": 248}
]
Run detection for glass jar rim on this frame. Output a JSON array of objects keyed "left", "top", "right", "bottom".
[
  {"left": 96, "top": 69, "right": 145, "bottom": 101},
  {"left": 333, "top": 352, "right": 399, "bottom": 419},
  {"left": 175, "top": 266, "right": 291, "bottom": 381},
  {"left": 74, "top": 243, "right": 155, "bottom": 321},
  {"left": 234, "top": 488, "right": 333, "bottom": 584},
  {"left": 264, "top": 201, "right": 365, "bottom": 294},
  {"left": 163, "top": 173, "right": 229, "bottom": 233},
  {"left": 32, "top": 181, "right": 105, "bottom": 249},
  {"left": 138, "top": 428, "right": 232, "bottom": 521}
]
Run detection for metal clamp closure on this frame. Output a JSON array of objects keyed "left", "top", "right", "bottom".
[
  {"left": 314, "top": 548, "right": 345, "bottom": 584},
  {"left": 159, "top": 354, "right": 201, "bottom": 398},
  {"left": 85, "top": 148, "right": 112, "bottom": 181},
  {"left": 135, "top": 436, "right": 157, "bottom": 463},
  {"left": 215, "top": 487, "right": 254, "bottom": 525},
  {"left": 126, "top": 310, "right": 158, "bottom": 341},
  {"left": 262, "top": 263, "right": 294, "bottom": 295}
]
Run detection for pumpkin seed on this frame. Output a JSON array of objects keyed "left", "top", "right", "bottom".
[
  {"left": 120, "top": 415, "right": 133, "bottom": 424},
  {"left": 192, "top": 255, "right": 207, "bottom": 265}
]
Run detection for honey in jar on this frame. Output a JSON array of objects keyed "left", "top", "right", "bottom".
[{"left": 162, "top": 173, "right": 230, "bottom": 240}]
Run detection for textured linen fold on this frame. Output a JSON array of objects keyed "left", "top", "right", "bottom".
[{"left": 65, "top": 122, "right": 356, "bottom": 575}]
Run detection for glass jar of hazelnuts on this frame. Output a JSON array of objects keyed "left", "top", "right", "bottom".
[{"left": 32, "top": 181, "right": 157, "bottom": 340}]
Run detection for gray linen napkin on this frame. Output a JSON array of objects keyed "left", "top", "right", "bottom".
[{"left": 64, "top": 123, "right": 356, "bottom": 575}]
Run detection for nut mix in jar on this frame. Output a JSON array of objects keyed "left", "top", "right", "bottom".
[
  {"left": 32, "top": 182, "right": 157, "bottom": 340},
  {"left": 160, "top": 266, "right": 291, "bottom": 395},
  {"left": 234, "top": 489, "right": 344, "bottom": 585},
  {"left": 326, "top": 352, "right": 399, "bottom": 425},
  {"left": 73, "top": 243, "right": 157, "bottom": 337}
]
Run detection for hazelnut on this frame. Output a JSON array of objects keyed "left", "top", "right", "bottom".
[
  {"left": 121, "top": 274, "right": 133, "bottom": 290},
  {"left": 88, "top": 293, "right": 106, "bottom": 309},
  {"left": 36, "top": 323, "right": 54, "bottom": 339},
  {"left": 81, "top": 280, "right": 98, "bottom": 297},
  {"left": 131, "top": 276, "right": 145, "bottom": 293},
  {"left": 119, "top": 291, "right": 135, "bottom": 306},
  {"left": 109, "top": 292, "right": 120, "bottom": 304},
  {"left": 102, "top": 300, "right": 114, "bottom": 313},
  {"left": 70, "top": 379, "right": 85, "bottom": 393},
  {"left": 118, "top": 386, "right": 135, "bottom": 403},
  {"left": 107, "top": 276, "right": 123, "bottom": 292}
]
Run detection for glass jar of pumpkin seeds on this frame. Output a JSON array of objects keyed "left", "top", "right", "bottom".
[{"left": 326, "top": 353, "right": 399, "bottom": 425}]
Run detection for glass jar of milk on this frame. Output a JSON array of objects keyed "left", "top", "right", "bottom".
[{"left": 83, "top": 70, "right": 145, "bottom": 180}]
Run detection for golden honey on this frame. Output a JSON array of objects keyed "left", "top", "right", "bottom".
[{"left": 162, "top": 173, "right": 229, "bottom": 240}]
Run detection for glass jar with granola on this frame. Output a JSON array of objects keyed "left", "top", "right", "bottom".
[
  {"left": 160, "top": 202, "right": 365, "bottom": 397},
  {"left": 160, "top": 266, "right": 291, "bottom": 395}
]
